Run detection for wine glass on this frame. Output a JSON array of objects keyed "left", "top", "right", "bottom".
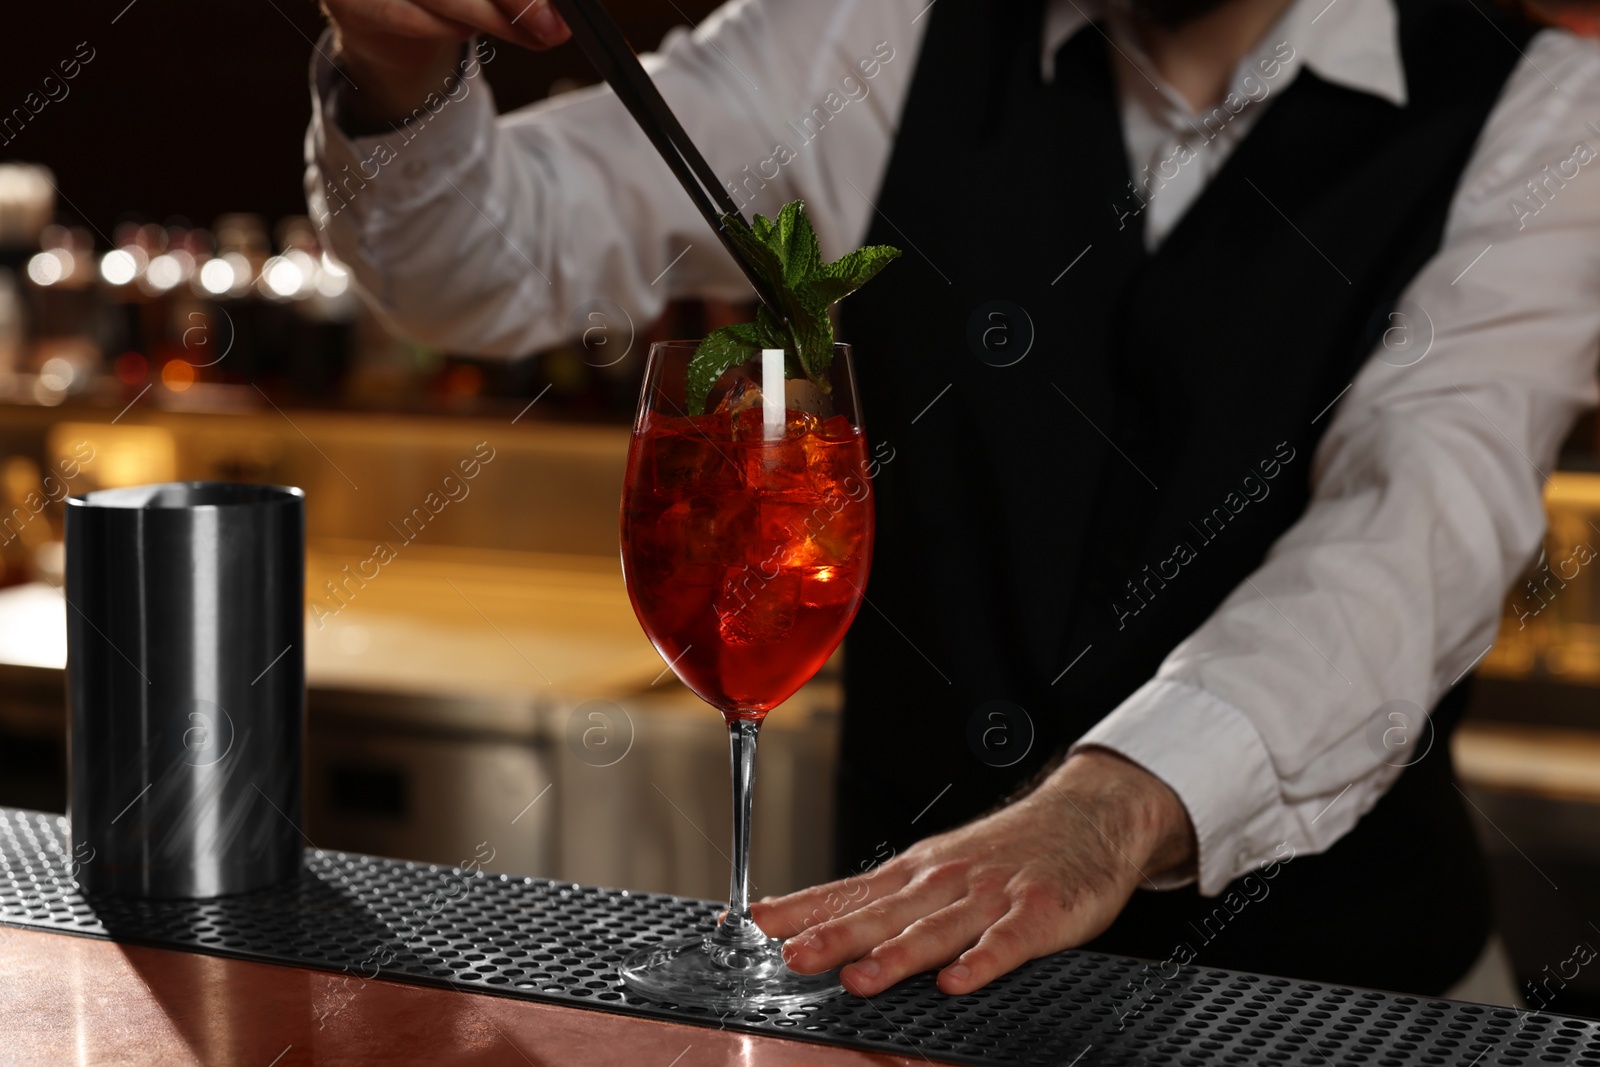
[{"left": 618, "top": 341, "right": 874, "bottom": 1010}]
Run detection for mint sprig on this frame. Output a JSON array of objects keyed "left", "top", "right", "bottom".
[{"left": 686, "top": 201, "right": 900, "bottom": 415}]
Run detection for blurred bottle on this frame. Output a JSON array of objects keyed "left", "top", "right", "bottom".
[
  {"left": 21, "top": 225, "right": 101, "bottom": 407},
  {"left": 195, "top": 213, "right": 273, "bottom": 386},
  {"left": 267, "top": 216, "right": 356, "bottom": 395},
  {"left": 0, "top": 164, "right": 54, "bottom": 264},
  {"left": 0, "top": 271, "right": 21, "bottom": 386},
  {"left": 0, "top": 163, "right": 56, "bottom": 381},
  {"left": 152, "top": 223, "right": 211, "bottom": 394},
  {"left": 91, "top": 222, "right": 159, "bottom": 394},
  {"left": 27, "top": 227, "right": 96, "bottom": 327}
]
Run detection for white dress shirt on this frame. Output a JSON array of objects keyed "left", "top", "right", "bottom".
[{"left": 306, "top": 0, "right": 1600, "bottom": 896}]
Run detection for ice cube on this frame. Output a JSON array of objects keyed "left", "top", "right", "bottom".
[
  {"left": 716, "top": 379, "right": 826, "bottom": 445},
  {"left": 649, "top": 421, "right": 740, "bottom": 493},
  {"left": 715, "top": 378, "right": 771, "bottom": 442},
  {"left": 813, "top": 497, "right": 869, "bottom": 562},
  {"left": 749, "top": 499, "right": 825, "bottom": 563},
  {"left": 632, "top": 566, "right": 720, "bottom": 640},
  {"left": 785, "top": 409, "right": 819, "bottom": 440},
  {"left": 816, "top": 414, "right": 856, "bottom": 441},
  {"left": 715, "top": 376, "right": 763, "bottom": 416},
  {"left": 743, "top": 436, "right": 810, "bottom": 494},
  {"left": 650, "top": 497, "right": 752, "bottom": 567},
  {"left": 803, "top": 426, "right": 863, "bottom": 496},
  {"left": 715, "top": 567, "right": 799, "bottom": 646}
]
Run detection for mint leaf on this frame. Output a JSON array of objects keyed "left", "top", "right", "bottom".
[
  {"left": 684, "top": 200, "right": 900, "bottom": 414},
  {"left": 821, "top": 244, "right": 901, "bottom": 289},
  {"left": 785, "top": 303, "right": 833, "bottom": 384},
  {"left": 772, "top": 289, "right": 829, "bottom": 383},
  {"left": 720, "top": 215, "right": 787, "bottom": 301},
  {"left": 751, "top": 212, "right": 774, "bottom": 245},
  {"left": 773, "top": 201, "right": 821, "bottom": 288},
  {"left": 753, "top": 305, "right": 799, "bottom": 375},
  {"left": 754, "top": 303, "right": 787, "bottom": 341},
  {"left": 796, "top": 245, "right": 901, "bottom": 322},
  {"left": 795, "top": 278, "right": 849, "bottom": 309},
  {"left": 720, "top": 213, "right": 830, "bottom": 378}
]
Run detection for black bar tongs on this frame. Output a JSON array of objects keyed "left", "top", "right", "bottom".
[{"left": 546, "top": 0, "right": 786, "bottom": 319}]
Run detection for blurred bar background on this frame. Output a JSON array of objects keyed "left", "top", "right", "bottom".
[{"left": 3, "top": 0, "right": 1600, "bottom": 1019}]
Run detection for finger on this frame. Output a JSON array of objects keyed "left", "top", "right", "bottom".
[
  {"left": 486, "top": 0, "right": 571, "bottom": 47},
  {"left": 937, "top": 900, "right": 1057, "bottom": 996},
  {"left": 840, "top": 894, "right": 1007, "bottom": 998},
  {"left": 335, "top": 0, "right": 470, "bottom": 39},
  {"left": 416, "top": 0, "right": 529, "bottom": 43},
  {"left": 751, "top": 864, "right": 912, "bottom": 939},
  {"left": 782, "top": 868, "right": 966, "bottom": 976}
]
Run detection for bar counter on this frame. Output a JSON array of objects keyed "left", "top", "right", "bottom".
[
  {"left": 4, "top": 806, "right": 1599, "bottom": 1067},
  {"left": 0, "top": 925, "right": 922, "bottom": 1066}
]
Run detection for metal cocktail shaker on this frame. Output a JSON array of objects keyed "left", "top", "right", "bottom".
[{"left": 65, "top": 482, "right": 305, "bottom": 897}]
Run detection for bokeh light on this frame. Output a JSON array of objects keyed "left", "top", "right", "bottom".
[
  {"left": 114, "top": 351, "right": 148, "bottom": 385},
  {"left": 38, "top": 358, "right": 75, "bottom": 392},
  {"left": 144, "top": 255, "right": 180, "bottom": 291},
  {"left": 161, "top": 359, "right": 196, "bottom": 392},
  {"left": 99, "top": 249, "right": 138, "bottom": 286},
  {"left": 263, "top": 257, "right": 304, "bottom": 298},
  {"left": 26, "top": 251, "right": 65, "bottom": 287},
  {"left": 144, "top": 252, "right": 186, "bottom": 291},
  {"left": 198, "top": 258, "right": 234, "bottom": 295}
]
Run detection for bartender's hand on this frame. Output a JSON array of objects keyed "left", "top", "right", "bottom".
[
  {"left": 319, "top": 0, "right": 571, "bottom": 124},
  {"left": 751, "top": 749, "right": 1196, "bottom": 997}
]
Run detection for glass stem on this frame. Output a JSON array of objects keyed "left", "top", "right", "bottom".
[{"left": 712, "top": 716, "right": 767, "bottom": 950}]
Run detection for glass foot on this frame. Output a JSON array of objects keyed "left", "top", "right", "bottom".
[{"left": 621, "top": 932, "right": 845, "bottom": 1011}]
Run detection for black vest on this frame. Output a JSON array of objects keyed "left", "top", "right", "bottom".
[{"left": 837, "top": 0, "right": 1535, "bottom": 994}]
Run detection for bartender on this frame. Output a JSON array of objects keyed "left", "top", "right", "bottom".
[{"left": 307, "top": 0, "right": 1600, "bottom": 1005}]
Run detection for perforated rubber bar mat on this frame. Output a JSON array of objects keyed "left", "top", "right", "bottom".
[{"left": 3, "top": 808, "right": 1596, "bottom": 1066}]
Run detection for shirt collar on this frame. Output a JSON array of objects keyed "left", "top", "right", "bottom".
[{"left": 1041, "top": 0, "right": 1407, "bottom": 108}]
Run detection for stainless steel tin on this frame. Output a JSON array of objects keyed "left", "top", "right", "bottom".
[{"left": 65, "top": 482, "right": 305, "bottom": 897}]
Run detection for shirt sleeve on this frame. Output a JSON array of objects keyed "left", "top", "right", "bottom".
[
  {"left": 302, "top": 0, "right": 925, "bottom": 356},
  {"left": 1073, "top": 29, "right": 1600, "bottom": 897}
]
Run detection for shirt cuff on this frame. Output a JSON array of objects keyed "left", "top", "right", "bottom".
[
  {"left": 306, "top": 30, "right": 499, "bottom": 227},
  {"left": 1070, "top": 678, "right": 1284, "bottom": 897}
]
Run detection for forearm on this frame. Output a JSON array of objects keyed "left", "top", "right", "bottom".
[
  {"left": 1034, "top": 749, "right": 1196, "bottom": 885},
  {"left": 306, "top": 34, "right": 571, "bottom": 355},
  {"left": 332, "top": 35, "right": 463, "bottom": 127},
  {"left": 319, "top": 0, "right": 566, "bottom": 125}
]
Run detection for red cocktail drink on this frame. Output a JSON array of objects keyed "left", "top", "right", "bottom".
[
  {"left": 618, "top": 341, "right": 873, "bottom": 1011},
  {"left": 621, "top": 405, "right": 873, "bottom": 719}
]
